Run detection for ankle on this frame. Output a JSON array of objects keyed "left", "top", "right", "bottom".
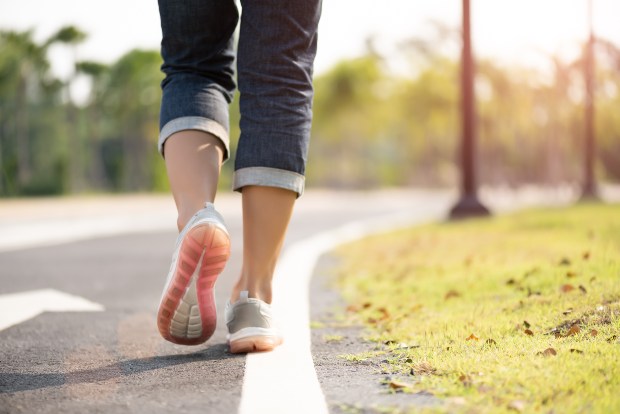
[
  {"left": 176, "top": 201, "right": 209, "bottom": 231},
  {"left": 231, "top": 280, "right": 273, "bottom": 304}
]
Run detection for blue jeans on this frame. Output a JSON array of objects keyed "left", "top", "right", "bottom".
[{"left": 157, "top": 0, "right": 322, "bottom": 196}]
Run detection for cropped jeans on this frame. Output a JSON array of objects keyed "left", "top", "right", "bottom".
[{"left": 157, "top": 0, "right": 322, "bottom": 196}]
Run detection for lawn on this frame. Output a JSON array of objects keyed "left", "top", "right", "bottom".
[{"left": 333, "top": 203, "right": 620, "bottom": 413}]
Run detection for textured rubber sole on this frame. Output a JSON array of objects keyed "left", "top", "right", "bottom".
[
  {"left": 229, "top": 335, "right": 283, "bottom": 354},
  {"left": 157, "top": 223, "right": 230, "bottom": 345}
]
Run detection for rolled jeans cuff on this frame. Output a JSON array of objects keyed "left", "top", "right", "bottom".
[
  {"left": 233, "top": 167, "right": 305, "bottom": 197},
  {"left": 158, "top": 116, "right": 230, "bottom": 162}
]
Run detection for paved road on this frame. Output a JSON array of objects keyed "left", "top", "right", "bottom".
[{"left": 0, "top": 190, "right": 454, "bottom": 414}]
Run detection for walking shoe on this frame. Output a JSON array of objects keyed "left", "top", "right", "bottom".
[
  {"left": 157, "top": 202, "right": 230, "bottom": 345},
  {"left": 225, "top": 291, "right": 283, "bottom": 353}
]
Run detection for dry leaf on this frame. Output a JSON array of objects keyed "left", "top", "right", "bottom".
[
  {"left": 388, "top": 379, "right": 411, "bottom": 390},
  {"left": 377, "top": 307, "right": 391, "bottom": 321},
  {"left": 566, "top": 271, "right": 576, "bottom": 278},
  {"left": 524, "top": 329, "right": 534, "bottom": 336},
  {"left": 559, "top": 257, "right": 571, "bottom": 266},
  {"left": 579, "top": 285, "right": 587, "bottom": 294},
  {"left": 570, "top": 349, "right": 584, "bottom": 354},
  {"left": 458, "top": 374, "right": 472, "bottom": 387},
  {"left": 445, "top": 290, "right": 461, "bottom": 300},
  {"left": 541, "top": 348, "right": 557, "bottom": 357},
  {"left": 523, "top": 320, "right": 531, "bottom": 329},
  {"left": 362, "top": 302, "right": 372, "bottom": 309},
  {"left": 565, "top": 324, "right": 581, "bottom": 336},
  {"left": 582, "top": 251, "right": 590, "bottom": 260},
  {"left": 466, "top": 333, "right": 479, "bottom": 341},
  {"left": 590, "top": 329, "right": 598, "bottom": 337},
  {"left": 508, "top": 400, "right": 527, "bottom": 412},
  {"left": 561, "top": 284, "right": 575, "bottom": 293}
]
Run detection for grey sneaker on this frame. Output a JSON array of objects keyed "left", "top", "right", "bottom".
[
  {"left": 225, "top": 291, "right": 283, "bottom": 353},
  {"left": 157, "top": 202, "right": 230, "bottom": 345}
]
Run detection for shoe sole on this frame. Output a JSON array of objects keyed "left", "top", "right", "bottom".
[
  {"left": 229, "top": 335, "right": 283, "bottom": 354},
  {"left": 157, "top": 223, "right": 230, "bottom": 345}
]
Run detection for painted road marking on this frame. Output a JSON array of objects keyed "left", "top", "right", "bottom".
[
  {"left": 0, "top": 289, "right": 104, "bottom": 331},
  {"left": 239, "top": 207, "right": 446, "bottom": 414}
]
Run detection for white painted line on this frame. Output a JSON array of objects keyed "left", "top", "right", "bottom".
[
  {"left": 239, "top": 206, "right": 447, "bottom": 414},
  {"left": 0, "top": 289, "right": 104, "bottom": 331}
]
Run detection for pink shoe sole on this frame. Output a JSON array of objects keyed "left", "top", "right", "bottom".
[{"left": 157, "top": 223, "right": 230, "bottom": 345}]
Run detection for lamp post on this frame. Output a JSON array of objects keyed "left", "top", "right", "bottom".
[
  {"left": 449, "top": 0, "right": 490, "bottom": 218},
  {"left": 581, "top": 0, "right": 598, "bottom": 200}
]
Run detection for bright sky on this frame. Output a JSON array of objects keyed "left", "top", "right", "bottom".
[{"left": 1, "top": 0, "right": 619, "bottom": 81}]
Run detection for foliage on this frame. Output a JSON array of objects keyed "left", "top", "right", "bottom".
[
  {"left": 0, "top": 25, "right": 619, "bottom": 196},
  {"left": 334, "top": 203, "right": 620, "bottom": 413}
]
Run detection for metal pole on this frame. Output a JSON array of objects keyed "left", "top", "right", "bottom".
[
  {"left": 449, "top": 0, "right": 490, "bottom": 218},
  {"left": 581, "top": 0, "right": 598, "bottom": 200}
]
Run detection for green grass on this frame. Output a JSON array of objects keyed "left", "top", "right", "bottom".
[{"left": 334, "top": 203, "right": 620, "bottom": 414}]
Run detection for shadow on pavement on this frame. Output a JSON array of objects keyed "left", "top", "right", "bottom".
[{"left": 0, "top": 343, "right": 239, "bottom": 393}]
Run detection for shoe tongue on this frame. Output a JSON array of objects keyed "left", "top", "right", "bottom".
[{"left": 239, "top": 291, "right": 249, "bottom": 303}]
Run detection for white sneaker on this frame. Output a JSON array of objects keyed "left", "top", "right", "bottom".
[
  {"left": 157, "top": 202, "right": 230, "bottom": 345},
  {"left": 225, "top": 291, "right": 283, "bottom": 353}
]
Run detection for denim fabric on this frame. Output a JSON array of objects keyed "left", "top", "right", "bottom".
[{"left": 157, "top": 0, "right": 322, "bottom": 196}]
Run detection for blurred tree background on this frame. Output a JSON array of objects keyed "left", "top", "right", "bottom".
[{"left": 0, "top": 24, "right": 619, "bottom": 197}]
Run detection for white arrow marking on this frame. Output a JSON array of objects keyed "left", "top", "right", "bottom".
[{"left": 0, "top": 289, "right": 104, "bottom": 331}]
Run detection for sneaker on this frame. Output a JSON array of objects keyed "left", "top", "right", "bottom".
[
  {"left": 225, "top": 291, "right": 283, "bottom": 353},
  {"left": 157, "top": 202, "right": 230, "bottom": 345}
]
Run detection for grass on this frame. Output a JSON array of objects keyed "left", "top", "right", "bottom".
[{"left": 333, "top": 203, "right": 620, "bottom": 414}]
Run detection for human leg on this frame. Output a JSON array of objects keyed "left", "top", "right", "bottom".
[
  {"left": 156, "top": 0, "right": 238, "bottom": 345},
  {"left": 225, "top": 0, "right": 322, "bottom": 352}
]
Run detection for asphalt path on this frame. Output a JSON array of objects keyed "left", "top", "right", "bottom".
[{"left": 0, "top": 190, "right": 454, "bottom": 414}]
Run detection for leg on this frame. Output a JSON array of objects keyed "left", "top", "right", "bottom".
[
  {"left": 156, "top": 0, "right": 237, "bottom": 345},
  {"left": 231, "top": 0, "right": 322, "bottom": 303},
  {"left": 164, "top": 131, "right": 224, "bottom": 230},
  {"left": 231, "top": 186, "right": 296, "bottom": 303},
  {"left": 158, "top": 0, "right": 238, "bottom": 226}
]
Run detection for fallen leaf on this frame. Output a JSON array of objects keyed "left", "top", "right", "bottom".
[
  {"left": 570, "top": 349, "right": 584, "bottom": 354},
  {"left": 559, "top": 257, "right": 571, "bottom": 266},
  {"left": 362, "top": 302, "right": 372, "bottom": 309},
  {"left": 565, "top": 324, "right": 581, "bottom": 336},
  {"left": 445, "top": 290, "right": 461, "bottom": 300},
  {"left": 458, "top": 374, "right": 472, "bottom": 387},
  {"left": 590, "top": 329, "right": 598, "bottom": 337},
  {"left": 579, "top": 285, "right": 587, "bottom": 294},
  {"left": 466, "top": 333, "right": 479, "bottom": 341},
  {"left": 508, "top": 400, "right": 527, "bottom": 412},
  {"left": 582, "top": 251, "right": 590, "bottom": 260},
  {"left": 388, "top": 379, "right": 411, "bottom": 390},
  {"left": 540, "top": 348, "right": 557, "bottom": 357},
  {"left": 561, "top": 284, "right": 575, "bottom": 293},
  {"left": 523, "top": 320, "right": 531, "bottom": 329},
  {"left": 377, "top": 307, "right": 391, "bottom": 321},
  {"left": 566, "top": 271, "right": 576, "bottom": 278},
  {"left": 485, "top": 338, "right": 497, "bottom": 346},
  {"left": 524, "top": 329, "right": 534, "bottom": 336}
]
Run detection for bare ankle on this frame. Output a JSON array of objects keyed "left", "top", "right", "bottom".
[{"left": 231, "top": 280, "right": 273, "bottom": 304}]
